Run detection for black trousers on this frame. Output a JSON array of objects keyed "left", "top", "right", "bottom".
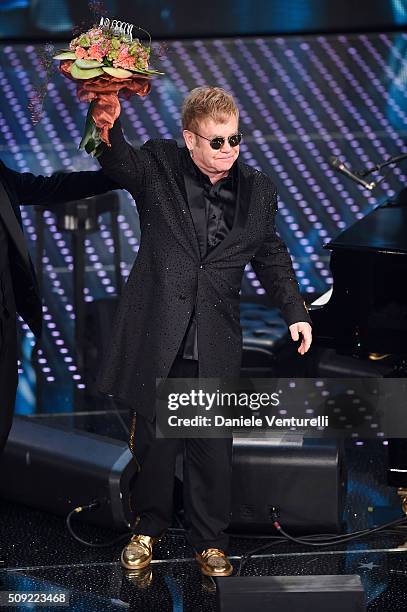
[
  {"left": 129, "top": 356, "right": 233, "bottom": 553},
  {"left": 0, "top": 310, "right": 17, "bottom": 455}
]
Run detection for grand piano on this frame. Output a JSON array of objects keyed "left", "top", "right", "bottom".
[{"left": 309, "top": 191, "right": 407, "bottom": 491}]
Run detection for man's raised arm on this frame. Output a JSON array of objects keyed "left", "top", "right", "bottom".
[{"left": 97, "top": 118, "right": 148, "bottom": 199}]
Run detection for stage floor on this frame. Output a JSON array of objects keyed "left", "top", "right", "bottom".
[{"left": 0, "top": 410, "right": 406, "bottom": 611}]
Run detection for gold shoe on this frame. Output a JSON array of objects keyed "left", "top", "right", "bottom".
[
  {"left": 195, "top": 548, "right": 233, "bottom": 577},
  {"left": 121, "top": 534, "right": 159, "bottom": 570}
]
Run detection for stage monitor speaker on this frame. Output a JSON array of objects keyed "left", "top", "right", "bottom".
[
  {"left": 230, "top": 437, "right": 346, "bottom": 534},
  {"left": 1, "top": 420, "right": 345, "bottom": 536},
  {"left": 216, "top": 575, "right": 366, "bottom": 612},
  {"left": 0, "top": 417, "right": 138, "bottom": 531}
]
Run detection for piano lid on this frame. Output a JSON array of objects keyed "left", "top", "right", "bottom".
[
  {"left": 324, "top": 205, "right": 407, "bottom": 255},
  {"left": 310, "top": 201, "right": 407, "bottom": 356}
]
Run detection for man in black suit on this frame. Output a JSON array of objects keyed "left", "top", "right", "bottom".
[
  {"left": 96, "top": 87, "right": 312, "bottom": 576},
  {"left": 0, "top": 160, "right": 118, "bottom": 454}
]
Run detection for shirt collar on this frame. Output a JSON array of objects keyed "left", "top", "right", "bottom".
[{"left": 182, "top": 146, "right": 236, "bottom": 188}]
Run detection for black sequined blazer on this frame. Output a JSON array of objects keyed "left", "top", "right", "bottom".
[{"left": 97, "top": 121, "right": 312, "bottom": 420}]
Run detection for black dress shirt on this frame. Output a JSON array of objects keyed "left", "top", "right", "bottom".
[{"left": 178, "top": 148, "right": 238, "bottom": 360}]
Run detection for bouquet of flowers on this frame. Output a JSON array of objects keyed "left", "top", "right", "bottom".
[{"left": 54, "top": 18, "right": 163, "bottom": 157}]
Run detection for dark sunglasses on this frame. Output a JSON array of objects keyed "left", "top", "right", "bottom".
[{"left": 191, "top": 131, "right": 243, "bottom": 150}]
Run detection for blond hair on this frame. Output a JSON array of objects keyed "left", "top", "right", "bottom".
[{"left": 182, "top": 87, "right": 239, "bottom": 132}]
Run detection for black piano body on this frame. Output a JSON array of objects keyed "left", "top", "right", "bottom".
[
  {"left": 310, "top": 200, "right": 407, "bottom": 488},
  {"left": 311, "top": 202, "right": 407, "bottom": 356}
]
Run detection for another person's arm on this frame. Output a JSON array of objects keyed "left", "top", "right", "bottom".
[{"left": 3, "top": 164, "right": 119, "bottom": 207}]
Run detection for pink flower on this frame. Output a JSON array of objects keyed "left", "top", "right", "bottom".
[
  {"left": 113, "top": 45, "right": 136, "bottom": 70},
  {"left": 113, "top": 56, "right": 136, "bottom": 70},
  {"left": 88, "top": 28, "right": 103, "bottom": 40},
  {"left": 75, "top": 47, "right": 88, "bottom": 59},
  {"left": 136, "top": 51, "right": 149, "bottom": 70},
  {"left": 88, "top": 42, "right": 105, "bottom": 62}
]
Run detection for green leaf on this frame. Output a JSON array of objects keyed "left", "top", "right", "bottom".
[
  {"left": 70, "top": 64, "right": 104, "bottom": 79},
  {"left": 75, "top": 59, "right": 104, "bottom": 69},
  {"left": 79, "top": 101, "right": 105, "bottom": 157},
  {"left": 79, "top": 102, "right": 96, "bottom": 150},
  {"left": 144, "top": 69, "right": 165, "bottom": 75},
  {"left": 102, "top": 66, "right": 133, "bottom": 78},
  {"left": 53, "top": 52, "right": 77, "bottom": 60},
  {"left": 84, "top": 138, "right": 96, "bottom": 154},
  {"left": 93, "top": 142, "right": 106, "bottom": 159},
  {"left": 130, "top": 68, "right": 165, "bottom": 76}
]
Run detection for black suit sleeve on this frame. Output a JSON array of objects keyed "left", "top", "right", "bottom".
[
  {"left": 97, "top": 119, "right": 148, "bottom": 199},
  {"left": 251, "top": 184, "right": 312, "bottom": 327},
  {"left": 3, "top": 165, "right": 119, "bottom": 207}
]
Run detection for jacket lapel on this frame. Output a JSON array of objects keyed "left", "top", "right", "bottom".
[
  {"left": 205, "top": 159, "right": 253, "bottom": 262},
  {"left": 142, "top": 140, "right": 201, "bottom": 259}
]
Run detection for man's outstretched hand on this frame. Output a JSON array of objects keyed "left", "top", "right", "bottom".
[{"left": 289, "top": 322, "right": 312, "bottom": 355}]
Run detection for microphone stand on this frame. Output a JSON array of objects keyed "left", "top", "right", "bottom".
[
  {"left": 361, "top": 153, "right": 407, "bottom": 207},
  {"left": 330, "top": 152, "right": 407, "bottom": 204},
  {"left": 357, "top": 152, "right": 407, "bottom": 178},
  {"left": 333, "top": 152, "right": 407, "bottom": 191}
]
